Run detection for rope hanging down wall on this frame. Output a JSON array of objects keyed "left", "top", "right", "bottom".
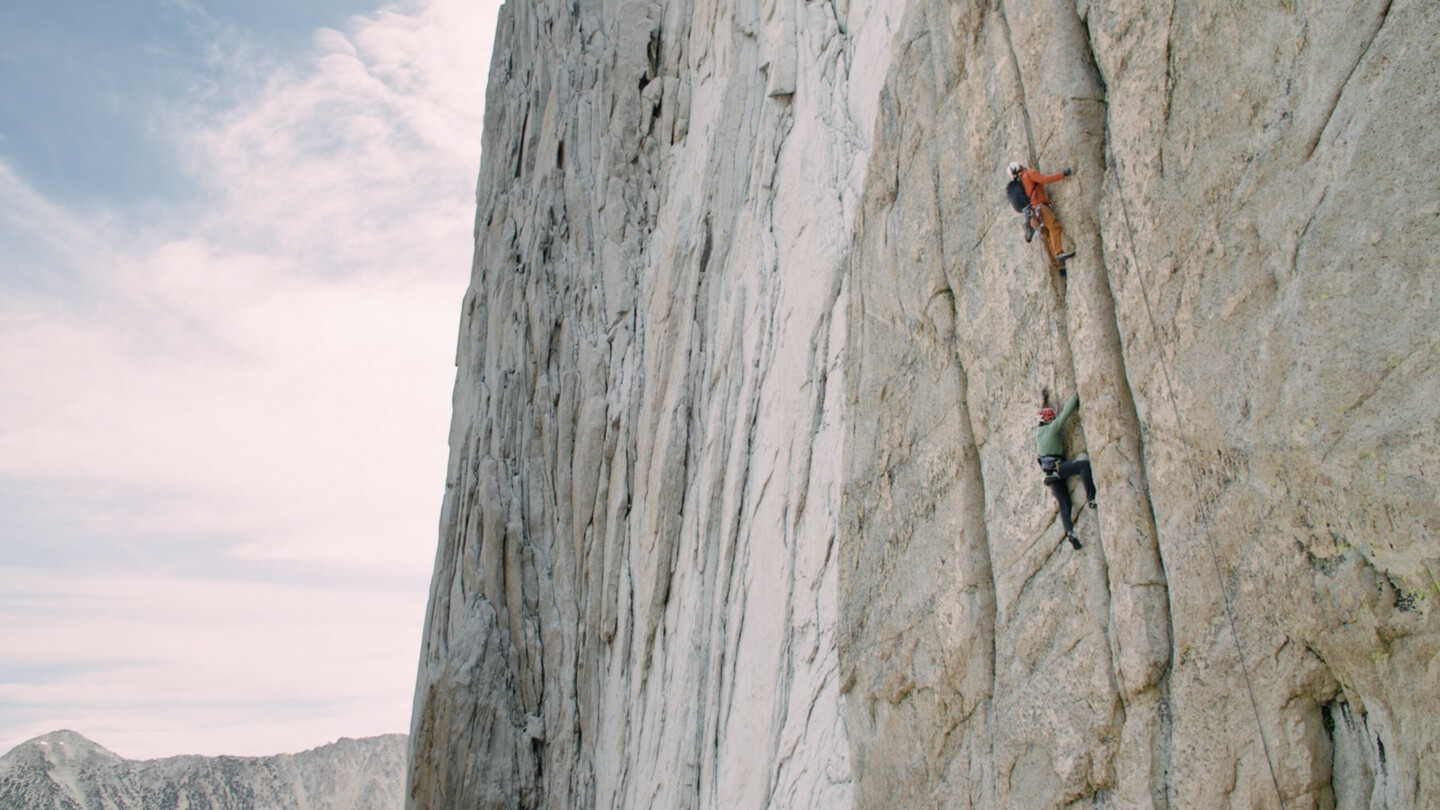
[{"left": 1102, "top": 141, "right": 1289, "bottom": 810}]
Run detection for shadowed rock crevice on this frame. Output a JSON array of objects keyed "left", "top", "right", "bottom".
[
  {"left": 995, "top": 2, "right": 1037, "bottom": 165},
  {"left": 1065, "top": 7, "right": 1178, "bottom": 807},
  {"left": 1305, "top": 0, "right": 1393, "bottom": 159}
]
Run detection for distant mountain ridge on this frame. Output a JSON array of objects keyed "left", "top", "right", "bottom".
[{"left": 0, "top": 730, "right": 405, "bottom": 810}]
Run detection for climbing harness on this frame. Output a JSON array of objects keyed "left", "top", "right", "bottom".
[
  {"left": 1105, "top": 144, "right": 1289, "bottom": 810},
  {"left": 1037, "top": 454, "right": 1062, "bottom": 484}
]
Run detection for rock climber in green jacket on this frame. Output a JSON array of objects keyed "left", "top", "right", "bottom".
[{"left": 1035, "top": 391, "right": 1096, "bottom": 549}]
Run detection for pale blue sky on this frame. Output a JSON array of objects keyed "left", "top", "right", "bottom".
[
  {"left": 0, "top": 0, "right": 499, "bottom": 759},
  {"left": 1, "top": 0, "right": 381, "bottom": 205}
]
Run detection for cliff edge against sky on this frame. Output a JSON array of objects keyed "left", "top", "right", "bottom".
[{"left": 407, "top": 0, "right": 1438, "bottom": 807}]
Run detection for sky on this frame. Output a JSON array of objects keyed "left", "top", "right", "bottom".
[{"left": 0, "top": 0, "right": 501, "bottom": 759}]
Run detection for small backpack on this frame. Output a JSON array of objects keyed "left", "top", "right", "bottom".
[{"left": 1005, "top": 178, "right": 1028, "bottom": 212}]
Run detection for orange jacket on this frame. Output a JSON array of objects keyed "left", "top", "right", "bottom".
[{"left": 1019, "top": 168, "right": 1066, "bottom": 207}]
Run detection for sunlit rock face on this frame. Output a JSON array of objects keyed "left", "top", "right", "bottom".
[
  {"left": 0, "top": 731, "right": 405, "bottom": 810},
  {"left": 407, "top": 0, "right": 1439, "bottom": 808}
]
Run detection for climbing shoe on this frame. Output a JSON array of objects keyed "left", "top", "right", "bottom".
[
  {"left": 1067, "top": 532, "right": 1083, "bottom": 550},
  {"left": 1056, "top": 250, "right": 1076, "bottom": 263}
]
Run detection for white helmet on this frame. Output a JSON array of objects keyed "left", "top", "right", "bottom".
[{"left": 1007, "top": 162, "right": 1022, "bottom": 177}]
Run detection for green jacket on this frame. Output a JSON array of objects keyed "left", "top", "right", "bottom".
[{"left": 1035, "top": 395, "right": 1078, "bottom": 458}]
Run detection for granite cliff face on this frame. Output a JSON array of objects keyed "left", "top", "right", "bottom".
[
  {"left": 407, "top": 0, "right": 1439, "bottom": 808},
  {"left": 0, "top": 731, "right": 405, "bottom": 810}
]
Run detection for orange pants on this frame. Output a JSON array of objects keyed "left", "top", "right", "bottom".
[{"left": 1031, "top": 204, "right": 1066, "bottom": 267}]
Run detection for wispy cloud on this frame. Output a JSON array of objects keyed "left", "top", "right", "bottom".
[
  {"left": 0, "top": 567, "right": 421, "bottom": 758},
  {"left": 183, "top": 0, "right": 491, "bottom": 274},
  {"left": 0, "top": 0, "right": 498, "bottom": 758}
]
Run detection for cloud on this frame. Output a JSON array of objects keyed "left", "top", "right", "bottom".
[
  {"left": 0, "top": 0, "right": 500, "bottom": 758},
  {"left": 1, "top": 238, "right": 462, "bottom": 571},
  {"left": 0, "top": 566, "right": 423, "bottom": 758},
  {"left": 1, "top": 0, "right": 496, "bottom": 574},
  {"left": 182, "top": 0, "right": 492, "bottom": 275}
]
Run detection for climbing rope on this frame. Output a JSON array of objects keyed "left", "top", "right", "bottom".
[{"left": 1103, "top": 144, "right": 1288, "bottom": 810}]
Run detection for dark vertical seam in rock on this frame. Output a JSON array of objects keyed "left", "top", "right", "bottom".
[
  {"left": 793, "top": 45, "right": 859, "bottom": 535},
  {"left": 714, "top": 478, "right": 753, "bottom": 793},
  {"left": 682, "top": 31, "right": 767, "bottom": 803},
  {"left": 697, "top": 363, "right": 743, "bottom": 809},
  {"left": 995, "top": 2, "right": 1038, "bottom": 165},
  {"left": 1305, "top": 0, "right": 1393, "bottom": 159},
  {"left": 752, "top": 94, "right": 808, "bottom": 810},
  {"left": 973, "top": 363, "right": 1002, "bottom": 810},
  {"left": 1093, "top": 219, "right": 1180, "bottom": 807},
  {"left": 747, "top": 123, "right": 798, "bottom": 803},
  {"left": 1292, "top": 185, "right": 1328, "bottom": 279},
  {"left": 920, "top": 2, "right": 945, "bottom": 103},
  {"left": 921, "top": 21, "right": 1000, "bottom": 782},
  {"left": 700, "top": 69, "right": 786, "bottom": 810},
  {"left": 1160, "top": 0, "right": 1177, "bottom": 178},
  {"left": 925, "top": 96, "right": 999, "bottom": 796},
  {"left": 1075, "top": 11, "right": 1179, "bottom": 805},
  {"left": 682, "top": 216, "right": 722, "bottom": 810},
  {"left": 767, "top": 501, "right": 801, "bottom": 809},
  {"left": 794, "top": 310, "right": 836, "bottom": 530},
  {"left": 1104, "top": 117, "right": 1287, "bottom": 810},
  {"left": 635, "top": 218, "right": 705, "bottom": 767},
  {"left": 944, "top": 282, "right": 1000, "bottom": 808}
]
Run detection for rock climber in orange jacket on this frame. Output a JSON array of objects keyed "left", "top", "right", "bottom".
[{"left": 1009, "top": 162, "right": 1076, "bottom": 273}]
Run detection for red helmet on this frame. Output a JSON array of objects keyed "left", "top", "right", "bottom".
[{"left": 1037, "top": 407, "right": 1056, "bottom": 423}]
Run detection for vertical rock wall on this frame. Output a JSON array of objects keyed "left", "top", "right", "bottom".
[
  {"left": 408, "top": 0, "right": 1440, "bottom": 808},
  {"left": 407, "top": 0, "right": 904, "bottom": 807},
  {"left": 840, "top": 0, "right": 1438, "bottom": 808}
]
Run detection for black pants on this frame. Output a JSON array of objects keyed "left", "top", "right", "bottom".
[{"left": 1046, "top": 458, "right": 1096, "bottom": 535}]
